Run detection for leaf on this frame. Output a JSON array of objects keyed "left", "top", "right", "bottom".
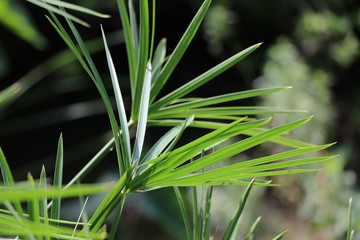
[
  {"left": 150, "top": 0, "right": 212, "bottom": 102},
  {"left": 131, "top": 0, "right": 150, "bottom": 120},
  {"left": 38, "top": 0, "right": 111, "bottom": 18},
  {"left": 272, "top": 230, "right": 289, "bottom": 240},
  {"left": 144, "top": 117, "right": 332, "bottom": 187},
  {"left": 172, "top": 144, "right": 334, "bottom": 183},
  {"left": 26, "top": 173, "right": 41, "bottom": 236},
  {"left": 147, "top": 119, "right": 316, "bottom": 149},
  {"left": 129, "top": 118, "right": 267, "bottom": 190},
  {"left": 143, "top": 117, "right": 254, "bottom": 170},
  {"left": 88, "top": 171, "right": 128, "bottom": 232},
  {"left": 140, "top": 116, "right": 194, "bottom": 165},
  {"left": 117, "top": 0, "right": 137, "bottom": 94},
  {"left": 0, "top": 212, "right": 107, "bottom": 239},
  {"left": 202, "top": 186, "right": 213, "bottom": 239},
  {"left": 150, "top": 42, "right": 262, "bottom": 110},
  {"left": 50, "top": 134, "right": 63, "bottom": 224},
  {"left": 39, "top": 166, "right": 50, "bottom": 239},
  {"left": 133, "top": 62, "right": 152, "bottom": 165},
  {"left": 0, "top": 183, "right": 110, "bottom": 202},
  {"left": 243, "top": 217, "right": 262, "bottom": 240},
  {"left": 155, "top": 87, "right": 291, "bottom": 113},
  {"left": 129, "top": 0, "right": 139, "bottom": 59},
  {"left": 27, "top": 0, "right": 90, "bottom": 27},
  {"left": 56, "top": 9, "right": 124, "bottom": 174},
  {"left": 27, "top": 0, "right": 110, "bottom": 28},
  {"left": 0, "top": 147, "right": 15, "bottom": 186},
  {"left": 102, "top": 26, "right": 132, "bottom": 170},
  {"left": 151, "top": 106, "right": 300, "bottom": 120},
  {"left": 0, "top": 0, "right": 46, "bottom": 48},
  {"left": 347, "top": 197, "right": 354, "bottom": 240},
  {"left": 173, "top": 187, "right": 192, "bottom": 240},
  {"left": 222, "top": 179, "right": 255, "bottom": 240},
  {"left": 151, "top": 38, "right": 167, "bottom": 86},
  {"left": 149, "top": 0, "right": 157, "bottom": 61}
]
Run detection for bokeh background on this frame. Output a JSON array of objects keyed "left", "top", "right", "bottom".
[{"left": 1, "top": 0, "right": 360, "bottom": 239}]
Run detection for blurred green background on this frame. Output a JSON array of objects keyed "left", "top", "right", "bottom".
[{"left": 0, "top": 0, "right": 360, "bottom": 239}]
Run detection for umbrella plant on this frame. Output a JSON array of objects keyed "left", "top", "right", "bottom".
[{"left": 0, "top": 0, "right": 337, "bottom": 239}]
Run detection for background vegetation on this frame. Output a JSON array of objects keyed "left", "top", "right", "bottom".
[{"left": 0, "top": 0, "right": 359, "bottom": 239}]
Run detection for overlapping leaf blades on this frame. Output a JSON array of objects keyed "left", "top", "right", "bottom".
[
  {"left": 130, "top": 117, "right": 334, "bottom": 190},
  {"left": 0, "top": 143, "right": 109, "bottom": 239}
]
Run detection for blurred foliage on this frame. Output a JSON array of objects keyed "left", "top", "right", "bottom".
[
  {"left": 0, "top": 0, "right": 46, "bottom": 77},
  {"left": 295, "top": 10, "right": 359, "bottom": 67},
  {"left": 202, "top": 1, "right": 360, "bottom": 239},
  {"left": 0, "top": 0, "right": 46, "bottom": 49},
  {"left": 255, "top": 37, "right": 351, "bottom": 239},
  {"left": 203, "top": 4, "right": 237, "bottom": 56},
  {"left": 255, "top": 38, "right": 333, "bottom": 144}
]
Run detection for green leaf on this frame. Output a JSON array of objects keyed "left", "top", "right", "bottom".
[
  {"left": 145, "top": 117, "right": 328, "bottom": 186},
  {"left": 88, "top": 171, "right": 128, "bottom": 232},
  {"left": 272, "top": 230, "right": 289, "bottom": 240},
  {"left": 129, "top": 0, "right": 139, "bottom": 59},
  {"left": 222, "top": 179, "right": 255, "bottom": 240},
  {"left": 39, "top": 166, "right": 50, "bottom": 240},
  {"left": 57, "top": 9, "right": 124, "bottom": 174},
  {"left": 0, "top": 147, "right": 15, "bottom": 186},
  {"left": 149, "top": 0, "right": 156, "bottom": 61},
  {"left": 150, "top": 118, "right": 272, "bottom": 180},
  {"left": 202, "top": 186, "right": 213, "bottom": 240},
  {"left": 27, "top": 0, "right": 90, "bottom": 27},
  {"left": 150, "top": 42, "right": 262, "bottom": 111},
  {"left": 143, "top": 117, "right": 253, "bottom": 170},
  {"left": 242, "top": 128, "right": 316, "bottom": 148},
  {"left": 133, "top": 62, "right": 152, "bottom": 165},
  {"left": 172, "top": 144, "right": 333, "bottom": 183},
  {"left": 102, "top": 26, "right": 132, "bottom": 170},
  {"left": 117, "top": 0, "right": 137, "bottom": 95},
  {"left": 108, "top": 198, "right": 126, "bottom": 240},
  {"left": 147, "top": 119, "right": 316, "bottom": 149},
  {"left": 173, "top": 187, "right": 192, "bottom": 240},
  {"left": 37, "top": 0, "right": 111, "bottom": 18},
  {"left": 151, "top": 106, "right": 300, "bottom": 120},
  {"left": 0, "top": 212, "right": 107, "bottom": 239},
  {"left": 243, "top": 216, "right": 262, "bottom": 240},
  {"left": 129, "top": 118, "right": 267, "bottom": 190},
  {"left": 50, "top": 134, "right": 63, "bottom": 224},
  {"left": 151, "top": 38, "right": 167, "bottom": 86},
  {"left": 137, "top": 116, "right": 194, "bottom": 184},
  {"left": 27, "top": 0, "right": 110, "bottom": 28},
  {"left": 27, "top": 173, "right": 41, "bottom": 237},
  {"left": 0, "top": 0, "right": 46, "bottom": 48},
  {"left": 0, "top": 147, "right": 25, "bottom": 235},
  {"left": 132, "top": 0, "right": 150, "bottom": 120},
  {"left": 155, "top": 87, "right": 291, "bottom": 113},
  {"left": 150, "top": 0, "right": 212, "bottom": 102},
  {"left": 140, "top": 116, "right": 193, "bottom": 165},
  {"left": 192, "top": 186, "right": 200, "bottom": 240},
  {"left": 0, "top": 183, "right": 110, "bottom": 202},
  {"left": 347, "top": 197, "right": 354, "bottom": 240}
]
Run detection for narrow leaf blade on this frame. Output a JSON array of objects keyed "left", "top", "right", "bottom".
[
  {"left": 51, "top": 134, "right": 63, "bottom": 224},
  {"left": 150, "top": 0, "right": 212, "bottom": 102}
]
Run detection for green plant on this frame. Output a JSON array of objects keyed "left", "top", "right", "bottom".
[{"left": 0, "top": 0, "right": 336, "bottom": 239}]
